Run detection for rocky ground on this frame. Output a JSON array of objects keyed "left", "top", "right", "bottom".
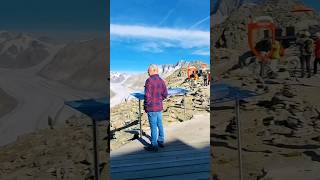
[
  {"left": 0, "top": 88, "right": 17, "bottom": 119},
  {"left": 211, "top": 54, "right": 320, "bottom": 179},
  {"left": 0, "top": 117, "right": 109, "bottom": 180},
  {"left": 211, "top": 37, "right": 320, "bottom": 180},
  {"left": 110, "top": 64, "right": 210, "bottom": 151}
]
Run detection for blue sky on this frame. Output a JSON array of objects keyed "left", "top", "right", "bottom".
[
  {"left": 301, "top": 0, "right": 320, "bottom": 12},
  {"left": 0, "top": 0, "right": 107, "bottom": 40},
  {"left": 110, "top": 0, "right": 210, "bottom": 73}
]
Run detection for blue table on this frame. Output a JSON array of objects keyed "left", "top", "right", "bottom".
[
  {"left": 211, "top": 84, "right": 261, "bottom": 180},
  {"left": 65, "top": 97, "right": 109, "bottom": 180},
  {"left": 65, "top": 97, "right": 109, "bottom": 121},
  {"left": 131, "top": 87, "right": 189, "bottom": 138}
]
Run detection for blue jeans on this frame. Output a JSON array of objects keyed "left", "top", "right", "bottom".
[{"left": 147, "top": 111, "right": 164, "bottom": 147}]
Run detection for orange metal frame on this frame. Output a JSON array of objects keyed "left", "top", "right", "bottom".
[
  {"left": 248, "top": 21, "right": 276, "bottom": 61},
  {"left": 187, "top": 66, "right": 198, "bottom": 79}
]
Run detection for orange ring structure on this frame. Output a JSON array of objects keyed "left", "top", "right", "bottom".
[{"left": 248, "top": 19, "right": 276, "bottom": 61}]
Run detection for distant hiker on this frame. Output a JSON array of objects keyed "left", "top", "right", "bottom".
[
  {"left": 203, "top": 71, "right": 208, "bottom": 86},
  {"left": 195, "top": 72, "right": 199, "bottom": 81},
  {"left": 269, "top": 40, "right": 283, "bottom": 77},
  {"left": 144, "top": 64, "right": 168, "bottom": 152},
  {"left": 190, "top": 72, "right": 195, "bottom": 79},
  {"left": 314, "top": 32, "right": 320, "bottom": 75},
  {"left": 255, "top": 37, "right": 272, "bottom": 78},
  {"left": 271, "top": 40, "right": 281, "bottom": 60},
  {"left": 190, "top": 72, "right": 196, "bottom": 87},
  {"left": 208, "top": 72, "right": 211, "bottom": 85},
  {"left": 259, "top": 51, "right": 269, "bottom": 78},
  {"left": 298, "top": 31, "right": 313, "bottom": 78}
]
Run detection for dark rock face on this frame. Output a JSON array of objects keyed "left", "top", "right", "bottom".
[{"left": 212, "top": 0, "right": 320, "bottom": 51}]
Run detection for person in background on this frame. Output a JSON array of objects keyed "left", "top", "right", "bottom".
[
  {"left": 203, "top": 71, "right": 208, "bottom": 86},
  {"left": 255, "top": 36, "right": 272, "bottom": 79},
  {"left": 198, "top": 69, "right": 202, "bottom": 77},
  {"left": 298, "top": 31, "right": 313, "bottom": 78},
  {"left": 144, "top": 64, "right": 168, "bottom": 152},
  {"left": 195, "top": 71, "right": 199, "bottom": 81},
  {"left": 269, "top": 40, "right": 282, "bottom": 76},
  {"left": 208, "top": 71, "right": 211, "bottom": 85},
  {"left": 314, "top": 32, "right": 320, "bottom": 75}
]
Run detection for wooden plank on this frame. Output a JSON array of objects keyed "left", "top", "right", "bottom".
[
  {"left": 111, "top": 147, "right": 209, "bottom": 162},
  {"left": 111, "top": 151, "right": 209, "bottom": 165},
  {"left": 111, "top": 141, "right": 209, "bottom": 157},
  {"left": 111, "top": 155, "right": 209, "bottom": 168},
  {"left": 111, "top": 157, "right": 209, "bottom": 172},
  {"left": 110, "top": 163, "right": 209, "bottom": 180},
  {"left": 141, "top": 171, "right": 210, "bottom": 180},
  {"left": 111, "top": 140, "right": 209, "bottom": 156}
]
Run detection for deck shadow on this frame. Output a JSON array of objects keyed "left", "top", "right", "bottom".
[{"left": 111, "top": 139, "right": 210, "bottom": 180}]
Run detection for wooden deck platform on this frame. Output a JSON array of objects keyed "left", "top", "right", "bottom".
[{"left": 110, "top": 114, "right": 210, "bottom": 180}]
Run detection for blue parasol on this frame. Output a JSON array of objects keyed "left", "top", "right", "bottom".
[
  {"left": 212, "top": 83, "right": 261, "bottom": 103},
  {"left": 65, "top": 97, "right": 109, "bottom": 121},
  {"left": 131, "top": 87, "right": 189, "bottom": 100}
]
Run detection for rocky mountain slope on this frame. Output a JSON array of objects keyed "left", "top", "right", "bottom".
[
  {"left": 0, "top": 88, "right": 17, "bottom": 119},
  {"left": 0, "top": 31, "right": 109, "bottom": 179},
  {"left": 212, "top": 0, "right": 263, "bottom": 24},
  {"left": 211, "top": 0, "right": 320, "bottom": 77},
  {"left": 0, "top": 32, "right": 51, "bottom": 68},
  {"left": 0, "top": 117, "right": 109, "bottom": 180},
  {"left": 39, "top": 38, "right": 107, "bottom": 93},
  {"left": 213, "top": 0, "right": 320, "bottom": 50}
]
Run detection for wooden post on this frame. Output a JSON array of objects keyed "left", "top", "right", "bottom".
[
  {"left": 235, "top": 98, "right": 243, "bottom": 180},
  {"left": 184, "top": 95, "right": 186, "bottom": 121},
  {"left": 139, "top": 100, "right": 142, "bottom": 138},
  {"left": 92, "top": 119, "right": 100, "bottom": 180}
]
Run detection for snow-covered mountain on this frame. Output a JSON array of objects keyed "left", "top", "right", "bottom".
[
  {"left": 0, "top": 31, "right": 52, "bottom": 68},
  {"left": 110, "top": 72, "right": 130, "bottom": 84},
  {"left": 157, "top": 60, "right": 189, "bottom": 78},
  {"left": 110, "top": 60, "right": 189, "bottom": 85},
  {"left": 110, "top": 60, "right": 197, "bottom": 107},
  {"left": 39, "top": 38, "right": 107, "bottom": 92}
]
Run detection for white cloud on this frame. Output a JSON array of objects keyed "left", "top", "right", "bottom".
[
  {"left": 158, "top": 9, "right": 175, "bottom": 26},
  {"left": 110, "top": 24, "right": 209, "bottom": 49},
  {"left": 137, "top": 41, "right": 177, "bottom": 53},
  {"left": 189, "top": 16, "right": 210, "bottom": 29},
  {"left": 139, "top": 42, "right": 164, "bottom": 53},
  {"left": 192, "top": 49, "right": 210, "bottom": 56}
]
